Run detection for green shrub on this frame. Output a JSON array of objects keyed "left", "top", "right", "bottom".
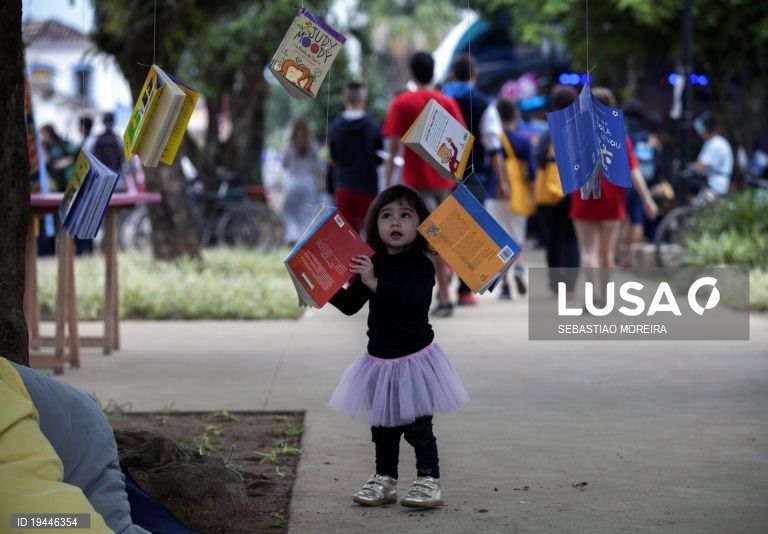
[
  {"left": 37, "top": 248, "right": 303, "bottom": 320},
  {"left": 683, "top": 191, "right": 768, "bottom": 268}
]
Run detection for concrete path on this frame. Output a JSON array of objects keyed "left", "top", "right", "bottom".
[{"left": 57, "top": 262, "right": 768, "bottom": 534}]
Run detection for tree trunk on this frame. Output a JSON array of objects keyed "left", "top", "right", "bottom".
[
  {"left": 229, "top": 60, "right": 267, "bottom": 185},
  {"left": 146, "top": 165, "right": 201, "bottom": 261},
  {"left": 0, "top": 0, "right": 31, "bottom": 366},
  {"left": 91, "top": 1, "right": 201, "bottom": 262}
]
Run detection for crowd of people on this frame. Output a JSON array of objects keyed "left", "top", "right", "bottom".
[{"left": 282, "top": 50, "right": 740, "bottom": 315}]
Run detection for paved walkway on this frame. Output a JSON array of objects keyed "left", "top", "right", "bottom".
[{"left": 57, "top": 260, "right": 768, "bottom": 534}]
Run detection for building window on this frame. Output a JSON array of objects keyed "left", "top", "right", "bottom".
[
  {"left": 29, "top": 64, "right": 55, "bottom": 98},
  {"left": 72, "top": 64, "right": 93, "bottom": 103}
]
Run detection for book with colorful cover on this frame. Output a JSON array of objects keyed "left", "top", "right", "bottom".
[
  {"left": 123, "top": 65, "right": 199, "bottom": 167},
  {"left": 269, "top": 7, "right": 346, "bottom": 100},
  {"left": 402, "top": 98, "right": 474, "bottom": 181},
  {"left": 547, "top": 82, "right": 632, "bottom": 198},
  {"left": 418, "top": 183, "right": 521, "bottom": 294},
  {"left": 59, "top": 149, "right": 119, "bottom": 239},
  {"left": 284, "top": 206, "right": 374, "bottom": 308}
]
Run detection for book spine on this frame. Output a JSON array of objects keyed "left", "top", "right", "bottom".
[
  {"left": 160, "top": 85, "right": 200, "bottom": 165},
  {"left": 124, "top": 68, "right": 160, "bottom": 160}
]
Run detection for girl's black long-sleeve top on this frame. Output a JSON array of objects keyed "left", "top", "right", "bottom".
[{"left": 329, "top": 248, "right": 435, "bottom": 359}]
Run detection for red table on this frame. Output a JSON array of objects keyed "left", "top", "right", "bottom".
[{"left": 26, "top": 192, "right": 161, "bottom": 373}]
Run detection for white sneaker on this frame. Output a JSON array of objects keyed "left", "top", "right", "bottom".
[
  {"left": 399, "top": 476, "right": 443, "bottom": 508},
  {"left": 353, "top": 474, "right": 398, "bottom": 506}
]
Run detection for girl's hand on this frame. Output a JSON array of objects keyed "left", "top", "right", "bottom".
[{"left": 350, "top": 255, "right": 377, "bottom": 292}]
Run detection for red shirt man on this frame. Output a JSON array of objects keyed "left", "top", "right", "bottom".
[{"left": 382, "top": 52, "right": 466, "bottom": 193}]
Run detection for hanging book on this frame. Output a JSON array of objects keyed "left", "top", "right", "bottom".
[
  {"left": 269, "top": 7, "right": 346, "bottom": 100},
  {"left": 418, "top": 183, "right": 521, "bottom": 294},
  {"left": 59, "top": 149, "right": 119, "bottom": 239},
  {"left": 402, "top": 98, "right": 474, "bottom": 181},
  {"left": 124, "top": 64, "right": 200, "bottom": 167},
  {"left": 284, "top": 207, "right": 374, "bottom": 308},
  {"left": 547, "top": 82, "right": 632, "bottom": 198}
]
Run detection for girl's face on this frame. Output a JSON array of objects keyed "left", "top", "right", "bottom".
[{"left": 377, "top": 199, "right": 420, "bottom": 254}]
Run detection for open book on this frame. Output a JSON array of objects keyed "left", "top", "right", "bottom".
[
  {"left": 418, "top": 183, "right": 521, "bottom": 294},
  {"left": 402, "top": 98, "right": 474, "bottom": 181},
  {"left": 284, "top": 207, "right": 374, "bottom": 308},
  {"left": 269, "top": 7, "right": 346, "bottom": 100},
  {"left": 123, "top": 65, "right": 199, "bottom": 167},
  {"left": 547, "top": 83, "right": 632, "bottom": 198},
  {"left": 59, "top": 149, "right": 119, "bottom": 239}
]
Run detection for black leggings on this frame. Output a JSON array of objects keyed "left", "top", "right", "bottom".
[{"left": 370, "top": 416, "right": 439, "bottom": 480}]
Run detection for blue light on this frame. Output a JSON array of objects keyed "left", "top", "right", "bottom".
[
  {"left": 668, "top": 73, "right": 679, "bottom": 85},
  {"left": 667, "top": 72, "right": 708, "bottom": 86},
  {"left": 697, "top": 75, "right": 709, "bottom": 86}
]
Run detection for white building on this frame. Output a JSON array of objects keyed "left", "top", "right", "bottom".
[{"left": 23, "top": 19, "right": 134, "bottom": 143}]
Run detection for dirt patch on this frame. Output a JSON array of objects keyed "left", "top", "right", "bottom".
[{"left": 108, "top": 410, "right": 304, "bottom": 533}]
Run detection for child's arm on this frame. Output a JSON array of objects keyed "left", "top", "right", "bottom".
[{"left": 328, "top": 276, "right": 371, "bottom": 316}]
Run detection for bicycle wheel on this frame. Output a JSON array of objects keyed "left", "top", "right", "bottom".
[
  {"left": 654, "top": 206, "right": 693, "bottom": 268},
  {"left": 119, "top": 205, "right": 152, "bottom": 253},
  {"left": 215, "top": 204, "right": 277, "bottom": 251}
]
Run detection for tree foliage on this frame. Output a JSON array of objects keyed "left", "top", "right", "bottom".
[{"left": 486, "top": 0, "right": 768, "bottom": 155}]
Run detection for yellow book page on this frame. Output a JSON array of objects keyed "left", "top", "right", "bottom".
[
  {"left": 159, "top": 80, "right": 200, "bottom": 166},
  {"left": 418, "top": 195, "right": 506, "bottom": 293},
  {"left": 60, "top": 150, "right": 90, "bottom": 218},
  {"left": 123, "top": 67, "right": 160, "bottom": 160}
]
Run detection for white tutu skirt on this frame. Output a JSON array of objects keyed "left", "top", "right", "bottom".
[{"left": 327, "top": 343, "right": 469, "bottom": 427}]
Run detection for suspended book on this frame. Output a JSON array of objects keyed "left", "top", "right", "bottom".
[
  {"left": 402, "top": 98, "right": 475, "bottom": 181},
  {"left": 269, "top": 7, "right": 346, "bottom": 99},
  {"left": 284, "top": 207, "right": 374, "bottom": 308},
  {"left": 59, "top": 149, "right": 119, "bottom": 239},
  {"left": 123, "top": 64, "right": 200, "bottom": 167},
  {"left": 418, "top": 183, "right": 521, "bottom": 294},
  {"left": 547, "top": 83, "right": 632, "bottom": 199}
]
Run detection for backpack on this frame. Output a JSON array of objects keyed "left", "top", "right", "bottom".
[
  {"left": 499, "top": 132, "right": 535, "bottom": 216},
  {"left": 92, "top": 132, "right": 124, "bottom": 173},
  {"left": 630, "top": 130, "right": 656, "bottom": 181},
  {"left": 534, "top": 143, "right": 565, "bottom": 205}
]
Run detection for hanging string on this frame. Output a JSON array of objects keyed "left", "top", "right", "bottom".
[
  {"left": 321, "top": 59, "right": 333, "bottom": 208},
  {"left": 466, "top": 0, "right": 474, "bottom": 176},
  {"left": 585, "top": 0, "right": 589, "bottom": 81},
  {"left": 153, "top": 0, "right": 157, "bottom": 65},
  {"left": 81, "top": 0, "right": 87, "bottom": 142}
]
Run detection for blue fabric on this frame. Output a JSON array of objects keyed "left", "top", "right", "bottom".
[
  {"left": 12, "top": 362, "right": 148, "bottom": 534},
  {"left": 121, "top": 463, "right": 199, "bottom": 534}
]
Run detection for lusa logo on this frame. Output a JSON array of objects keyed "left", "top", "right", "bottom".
[{"left": 558, "top": 277, "right": 720, "bottom": 316}]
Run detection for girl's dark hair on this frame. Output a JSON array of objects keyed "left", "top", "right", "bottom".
[{"left": 363, "top": 184, "right": 432, "bottom": 255}]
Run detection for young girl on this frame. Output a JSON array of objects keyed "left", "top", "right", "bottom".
[{"left": 328, "top": 184, "right": 469, "bottom": 509}]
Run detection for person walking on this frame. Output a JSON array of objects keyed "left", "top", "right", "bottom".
[
  {"left": 534, "top": 85, "right": 580, "bottom": 294},
  {"left": 327, "top": 184, "right": 469, "bottom": 509},
  {"left": 443, "top": 53, "right": 508, "bottom": 306},
  {"left": 492, "top": 97, "right": 537, "bottom": 298},
  {"left": 328, "top": 81, "right": 383, "bottom": 233},
  {"left": 689, "top": 115, "right": 733, "bottom": 197},
  {"left": 569, "top": 87, "right": 658, "bottom": 304},
  {"left": 281, "top": 117, "right": 324, "bottom": 246},
  {"left": 382, "top": 51, "right": 466, "bottom": 316}
]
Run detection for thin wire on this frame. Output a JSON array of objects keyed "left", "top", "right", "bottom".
[
  {"left": 322, "top": 59, "right": 333, "bottom": 206},
  {"left": 466, "top": 0, "right": 474, "bottom": 179},
  {"left": 153, "top": 0, "right": 157, "bottom": 65},
  {"left": 81, "top": 0, "right": 86, "bottom": 142},
  {"left": 585, "top": 0, "right": 589, "bottom": 80}
]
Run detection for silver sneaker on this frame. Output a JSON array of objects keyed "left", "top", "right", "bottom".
[
  {"left": 399, "top": 476, "right": 443, "bottom": 508},
  {"left": 353, "top": 474, "right": 398, "bottom": 506}
]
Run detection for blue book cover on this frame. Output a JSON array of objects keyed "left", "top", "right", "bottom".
[{"left": 547, "top": 83, "right": 632, "bottom": 197}]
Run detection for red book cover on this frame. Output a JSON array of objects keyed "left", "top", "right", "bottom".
[{"left": 284, "top": 208, "right": 373, "bottom": 308}]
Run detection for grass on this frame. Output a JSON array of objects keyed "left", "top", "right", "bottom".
[{"left": 36, "top": 248, "right": 303, "bottom": 320}]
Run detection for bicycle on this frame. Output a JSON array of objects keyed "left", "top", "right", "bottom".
[
  {"left": 654, "top": 171, "right": 768, "bottom": 267},
  {"left": 119, "top": 169, "right": 282, "bottom": 252}
]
